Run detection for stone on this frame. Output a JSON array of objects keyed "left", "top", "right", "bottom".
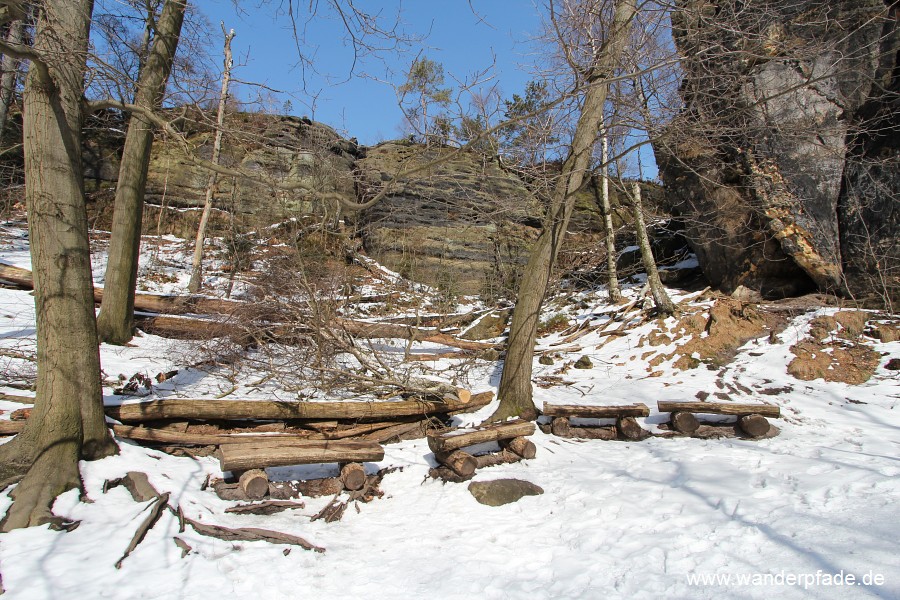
[
  {"left": 573, "top": 355, "right": 593, "bottom": 369},
  {"left": 538, "top": 355, "right": 554, "bottom": 365},
  {"left": 467, "top": 479, "right": 544, "bottom": 507}
]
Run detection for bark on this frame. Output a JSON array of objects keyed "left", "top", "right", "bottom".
[
  {"left": 426, "top": 419, "right": 536, "bottom": 453},
  {"left": 493, "top": 0, "right": 638, "bottom": 421},
  {"left": 657, "top": 401, "right": 781, "bottom": 418},
  {"left": 629, "top": 181, "right": 675, "bottom": 315},
  {"left": 0, "top": 0, "right": 117, "bottom": 532},
  {"left": 97, "top": 0, "right": 186, "bottom": 344},
  {"left": 542, "top": 403, "right": 650, "bottom": 418},
  {"left": 188, "top": 25, "right": 234, "bottom": 293},
  {"left": 0, "top": 17, "right": 24, "bottom": 138},
  {"left": 474, "top": 449, "right": 524, "bottom": 469}
]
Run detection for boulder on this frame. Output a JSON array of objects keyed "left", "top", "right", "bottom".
[{"left": 467, "top": 479, "right": 544, "bottom": 507}]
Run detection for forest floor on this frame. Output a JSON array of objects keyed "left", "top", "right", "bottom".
[{"left": 0, "top": 219, "right": 897, "bottom": 599}]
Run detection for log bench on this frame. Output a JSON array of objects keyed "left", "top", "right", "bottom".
[
  {"left": 656, "top": 401, "right": 780, "bottom": 438},
  {"left": 427, "top": 419, "right": 536, "bottom": 481},
  {"left": 542, "top": 403, "right": 650, "bottom": 441},
  {"left": 214, "top": 439, "right": 386, "bottom": 500}
]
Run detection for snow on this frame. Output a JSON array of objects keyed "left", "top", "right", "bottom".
[{"left": 0, "top": 226, "right": 898, "bottom": 599}]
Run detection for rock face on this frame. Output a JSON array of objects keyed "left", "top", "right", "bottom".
[
  {"left": 659, "top": 0, "right": 899, "bottom": 305},
  {"left": 354, "top": 142, "right": 542, "bottom": 296},
  {"left": 85, "top": 111, "right": 358, "bottom": 237}
]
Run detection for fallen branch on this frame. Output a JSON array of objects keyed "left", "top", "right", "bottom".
[
  {"left": 181, "top": 515, "right": 325, "bottom": 553},
  {"left": 115, "top": 492, "right": 170, "bottom": 569}
]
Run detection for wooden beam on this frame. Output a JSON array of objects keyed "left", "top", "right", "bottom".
[
  {"left": 218, "top": 439, "right": 384, "bottom": 471},
  {"left": 542, "top": 403, "right": 650, "bottom": 418},
  {"left": 106, "top": 394, "right": 481, "bottom": 423},
  {"left": 657, "top": 401, "right": 780, "bottom": 418}
]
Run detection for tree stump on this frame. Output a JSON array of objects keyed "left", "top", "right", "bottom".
[
  {"left": 239, "top": 469, "right": 269, "bottom": 500},
  {"left": 616, "top": 416, "right": 647, "bottom": 440},
  {"left": 500, "top": 436, "right": 537, "bottom": 460},
  {"left": 671, "top": 411, "right": 700, "bottom": 435},
  {"left": 434, "top": 450, "right": 477, "bottom": 478},
  {"left": 738, "top": 414, "right": 770, "bottom": 438},
  {"left": 339, "top": 463, "right": 367, "bottom": 491}
]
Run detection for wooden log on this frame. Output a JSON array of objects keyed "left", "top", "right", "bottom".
[
  {"left": 0, "top": 262, "right": 242, "bottom": 315},
  {"left": 212, "top": 481, "right": 247, "bottom": 501},
  {"left": 0, "top": 420, "right": 24, "bottom": 435},
  {"left": 474, "top": 449, "right": 523, "bottom": 469},
  {"left": 218, "top": 440, "right": 384, "bottom": 472},
  {"left": 671, "top": 411, "right": 700, "bottom": 434},
  {"left": 9, "top": 407, "right": 31, "bottom": 420},
  {"left": 225, "top": 500, "right": 305, "bottom": 515},
  {"left": 657, "top": 401, "right": 780, "bottom": 418},
  {"left": 543, "top": 403, "right": 650, "bottom": 418},
  {"left": 434, "top": 449, "right": 477, "bottom": 478},
  {"left": 112, "top": 424, "right": 316, "bottom": 446},
  {"left": 427, "top": 419, "right": 536, "bottom": 454},
  {"left": 550, "top": 417, "right": 571, "bottom": 437},
  {"left": 616, "top": 416, "right": 649, "bottom": 441},
  {"left": 339, "top": 462, "right": 367, "bottom": 491},
  {"left": 292, "top": 477, "right": 344, "bottom": 498},
  {"left": 238, "top": 469, "right": 269, "bottom": 500},
  {"left": 107, "top": 396, "right": 481, "bottom": 423},
  {"left": 568, "top": 425, "right": 618, "bottom": 440},
  {"left": 499, "top": 436, "right": 537, "bottom": 460},
  {"left": 738, "top": 414, "right": 771, "bottom": 438}
]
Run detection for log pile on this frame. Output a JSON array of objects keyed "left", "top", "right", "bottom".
[
  {"left": 542, "top": 403, "right": 651, "bottom": 441},
  {"left": 657, "top": 400, "right": 781, "bottom": 439},
  {"left": 427, "top": 419, "right": 537, "bottom": 482}
]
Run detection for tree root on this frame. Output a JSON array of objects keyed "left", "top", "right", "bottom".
[{"left": 0, "top": 440, "right": 81, "bottom": 532}]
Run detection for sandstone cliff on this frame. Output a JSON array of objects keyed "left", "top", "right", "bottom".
[{"left": 658, "top": 0, "right": 898, "bottom": 305}]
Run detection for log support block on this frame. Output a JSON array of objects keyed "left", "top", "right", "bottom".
[
  {"left": 616, "top": 416, "right": 649, "bottom": 441},
  {"left": 738, "top": 414, "right": 771, "bottom": 438},
  {"left": 500, "top": 436, "right": 537, "bottom": 460},
  {"left": 339, "top": 462, "right": 367, "bottom": 491},
  {"left": 434, "top": 450, "right": 477, "bottom": 478},
  {"left": 239, "top": 469, "right": 269, "bottom": 500},
  {"left": 671, "top": 411, "right": 700, "bottom": 435}
]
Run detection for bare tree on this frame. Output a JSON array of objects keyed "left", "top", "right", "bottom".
[
  {"left": 0, "top": 14, "right": 24, "bottom": 138},
  {"left": 492, "top": 0, "right": 639, "bottom": 421},
  {"left": 187, "top": 23, "right": 234, "bottom": 293},
  {"left": 96, "top": 0, "right": 187, "bottom": 344},
  {"left": 0, "top": 0, "right": 117, "bottom": 531}
]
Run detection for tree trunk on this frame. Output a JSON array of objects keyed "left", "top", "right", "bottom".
[
  {"left": 597, "top": 123, "right": 621, "bottom": 301},
  {"left": 0, "top": 17, "right": 24, "bottom": 138},
  {"left": 629, "top": 181, "right": 675, "bottom": 315},
  {"left": 0, "top": 0, "right": 117, "bottom": 532},
  {"left": 493, "top": 0, "right": 638, "bottom": 421},
  {"left": 188, "top": 25, "right": 234, "bottom": 293},
  {"left": 97, "top": 0, "right": 187, "bottom": 344}
]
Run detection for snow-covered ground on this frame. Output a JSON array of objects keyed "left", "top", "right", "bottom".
[{"left": 0, "top": 224, "right": 897, "bottom": 599}]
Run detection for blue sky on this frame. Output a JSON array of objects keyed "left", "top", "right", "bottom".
[{"left": 200, "top": 1, "right": 544, "bottom": 144}]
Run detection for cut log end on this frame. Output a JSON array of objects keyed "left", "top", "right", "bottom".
[
  {"left": 671, "top": 411, "right": 700, "bottom": 435},
  {"left": 239, "top": 469, "right": 269, "bottom": 500},
  {"left": 434, "top": 449, "right": 477, "bottom": 478},
  {"left": 550, "top": 417, "right": 571, "bottom": 438},
  {"left": 738, "top": 414, "right": 771, "bottom": 438},
  {"left": 339, "top": 463, "right": 367, "bottom": 491}
]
